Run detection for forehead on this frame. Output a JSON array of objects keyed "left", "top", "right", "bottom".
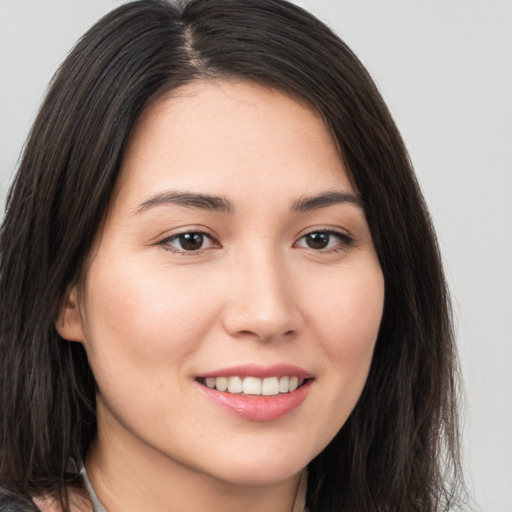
[{"left": 116, "top": 79, "right": 352, "bottom": 208}]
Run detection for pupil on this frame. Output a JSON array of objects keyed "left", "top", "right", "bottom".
[
  {"left": 307, "top": 232, "right": 329, "bottom": 249},
  {"left": 180, "top": 233, "right": 203, "bottom": 251}
]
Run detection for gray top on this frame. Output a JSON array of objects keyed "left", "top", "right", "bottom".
[{"left": 80, "top": 466, "right": 107, "bottom": 512}]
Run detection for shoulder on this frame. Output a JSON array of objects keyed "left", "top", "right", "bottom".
[{"left": 32, "top": 497, "right": 60, "bottom": 512}]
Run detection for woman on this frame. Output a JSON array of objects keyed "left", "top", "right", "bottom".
[{"left": 0, "top": 0, "right": 465, "bottom": 511}]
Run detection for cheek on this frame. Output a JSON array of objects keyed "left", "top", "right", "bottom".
[
  {"left": 309, "top": 261, "right": 384, "bottom": 357},
  {"left": 307, "top": 260, "right": 384, "bottom": 411},
  {"left": 80, "top": 255, "right": 223, "bottom": 386},
  {"left": 287, "top": 260, "right": 384, "bottom": 458}
]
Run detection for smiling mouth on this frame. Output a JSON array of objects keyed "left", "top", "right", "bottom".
[{"left": 196, "top": 376, "right": 309, "bottom": 396}]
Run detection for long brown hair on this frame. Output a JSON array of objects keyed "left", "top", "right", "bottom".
[{"left": 0, "top": 1, "right": 465, "bottom": 510}]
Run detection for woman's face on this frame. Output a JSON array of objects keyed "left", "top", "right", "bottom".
[{"left": 59, "top": 80, "right": 384, "bottom": 486}]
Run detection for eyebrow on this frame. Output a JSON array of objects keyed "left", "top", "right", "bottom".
[
  {"left": 291, "top": 191, "right": 364, "bottom": 212},
  {"left": 134, "top": 189, "right": 363, "bottom": 216},
  {"left": 135, "top": 191, "right": 234, "bottom": 215}
]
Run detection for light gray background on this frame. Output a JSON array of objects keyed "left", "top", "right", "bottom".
[{"left": 1, "top": 1, "right": 511, "bottom": 510}]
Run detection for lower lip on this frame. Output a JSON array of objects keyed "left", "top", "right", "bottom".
[{"left": 197, "top": 380, "right": 312, "bottom": 421}]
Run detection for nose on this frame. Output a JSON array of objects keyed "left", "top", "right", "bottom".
[{"left": 221, "top": 249, "right": 302, "bottom": 342}]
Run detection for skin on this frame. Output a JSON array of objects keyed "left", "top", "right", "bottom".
[{"left": 57, "top": 80, "right": 385, "bottom": 512}]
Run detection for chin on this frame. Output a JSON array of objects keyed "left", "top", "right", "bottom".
[{"left": 200, "top": 453, "right": 309, "bottom": 487}]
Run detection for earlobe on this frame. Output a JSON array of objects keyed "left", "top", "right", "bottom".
[{"left": 55, "top": 285, "right": 85, "bottom": 343}]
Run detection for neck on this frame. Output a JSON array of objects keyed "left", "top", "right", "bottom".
[{"left": 85, "top": 415, "right": 303, "bottom": 512}]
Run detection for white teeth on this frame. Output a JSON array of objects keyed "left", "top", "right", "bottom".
[
  {"left": 203, "top": 375, "right": 306, "bottom": 395},
  {"left": 261, "top": 377, "right": 280, "bottom": 396},
  {"left": 242, "top": 376, "right": 262, "bottom": 395},
  {"left": 228, "top": 376, "right": 243, "bottom": 393},
  {"left": 216, "top": 376, "right": 228, "bottom": 392}
]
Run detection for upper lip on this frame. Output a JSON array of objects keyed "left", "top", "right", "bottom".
[{"left": 198, "top": 364, "right": 313, "bottom": 379}]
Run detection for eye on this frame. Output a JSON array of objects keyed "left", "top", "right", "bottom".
[
  {"left": 160, "top": 231, "right": 218, "bottom": 253},
  {"left": 295, "top": 230, "right": 353, "bottom": 251}
]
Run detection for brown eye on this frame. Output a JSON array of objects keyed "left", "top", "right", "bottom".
[
  {"left": 295, "top": 230, "right": 354, "bottom": 252},
  {"left": 177, "top": 233, "right": 204, "bottom": 251},
  {"left": 162, "top": 231, "right": 217, "bottom": 253},
  {"left": 304, "top": 232, "right": 330, "bottom": 249}
]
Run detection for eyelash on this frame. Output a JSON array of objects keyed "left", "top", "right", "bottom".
[
  {"left": 158, "top": 229, "right": 354, "bottom": 255},
  {"left": 293, "top": 229, "right": 355, "bottom": 253},
  {"left": 159, "top": 230, "right": 219, "bottom": 255}
]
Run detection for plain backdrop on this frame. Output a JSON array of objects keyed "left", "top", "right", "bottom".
[{"left": 1, "top": 1, "right": 511, "bottom": 511}]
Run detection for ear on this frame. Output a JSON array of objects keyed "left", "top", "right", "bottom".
[{"left": 54, "top": 284, "right": 85, "bottom": 343}]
